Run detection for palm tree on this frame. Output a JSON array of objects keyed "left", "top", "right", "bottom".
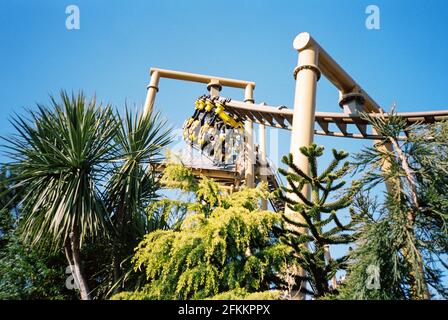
[
  {"left": 4, "top": 91, "right": 119, "bottom": 300},
  {"left": 3, "top": 91, "right": 173, "bottom": 300},
  {"left": 105, "top": 109, "right": 171, "bottom": 293}
]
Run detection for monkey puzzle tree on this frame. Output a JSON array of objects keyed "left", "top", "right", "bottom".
[{"left": 275, "top": 144, "right": 359, "bottom": 298}]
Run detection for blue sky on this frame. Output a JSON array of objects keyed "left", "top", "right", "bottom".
[{"left": 1, "top": 0, "right": 447, "bottom": 167}]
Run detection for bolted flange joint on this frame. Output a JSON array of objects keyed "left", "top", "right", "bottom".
[
  {"left": 207, "top": 80, "right": 222, "bottom": 93},
  {"left": 293, "top": 64, "right": 321, "bottom": 81},
  {"left": 146, "top": 84, "right": 159, "bottom": 92},
  {"left": 338, "top": 92, "right": 365, "bottom": 108}
]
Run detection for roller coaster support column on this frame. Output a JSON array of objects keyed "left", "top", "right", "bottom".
[
  {"left": 244, "top": 84, "right": 255, "bottom": 188},
  {"left": 287, "top": 32, "right": 321, "bottom": 300},
  {"left": 207, "top": 79, "right": 222, "bottom": 97},
  {"left": 259, "top": 122, "right": 268, "bottom": 209},
  {"left": 143, "top": 70, "right": 160, "bottom": 118}
]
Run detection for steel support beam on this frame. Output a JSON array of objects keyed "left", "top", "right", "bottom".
[
  {"left": 143, "top": 70, "right": 160, "bottom": 118},
  {"left": 244, "top": 84, "right": 255, "bottom": 188},
  {"left": 259, "top": 122, "right": 268, "bottom": 209}
]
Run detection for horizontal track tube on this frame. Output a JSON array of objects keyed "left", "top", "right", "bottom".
[
  {"left": 225, "top": 99, "right": 448, "bottom": 123},
  {"left": 150, "top": 68, "right": 255, "bottom": 89}
]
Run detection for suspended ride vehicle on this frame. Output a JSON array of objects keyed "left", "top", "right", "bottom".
[{"left": 182, "top": 95, "right": 244, "bottom": 166}]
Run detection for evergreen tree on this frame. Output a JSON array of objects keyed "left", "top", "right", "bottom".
[
  {"left": 339, "top": 112, "right": 448, "bottom": 299},
  {"left": 112, "top": 163, "right": 290, "bottom": 300},
  {"left": 333, "top": 193, "right": 411, "bottom": 300},
  {"left": 275, "top": 144, "right": 359, "bottom": 298}
]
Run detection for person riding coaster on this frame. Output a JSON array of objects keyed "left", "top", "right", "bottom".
[
  {"left": 183, "top": 95, "right": 216, "bottom": 144},
  {"left": 182, "top": 95, "right": 245, "bottom": 166},
  {"left": 182, "top": 95, "right": 208, "bottom": 143}
]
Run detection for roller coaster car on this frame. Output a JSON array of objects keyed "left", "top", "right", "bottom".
[{"left": 182, "top": 95, "right": 245, "bottom": 166}]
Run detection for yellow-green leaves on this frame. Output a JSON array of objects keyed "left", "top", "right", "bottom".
[
  {"left": 160, "top": 163, "right": 197, "bottom": 192},
  {"left": 117, "top": 166, "right": 289, "bottom": 299}
]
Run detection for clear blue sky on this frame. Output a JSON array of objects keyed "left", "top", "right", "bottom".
[{"left": 1, "top": 0, "right": 447, "bottom": 166}]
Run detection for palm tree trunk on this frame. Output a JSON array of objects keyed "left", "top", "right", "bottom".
[
  {"left": 64, "top": 242, "right": 79, "bottom": 289},
  {"left": 68, "top": 228, "right": 91, "bottom": 300}
]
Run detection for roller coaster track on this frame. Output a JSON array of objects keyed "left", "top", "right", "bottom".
[
  {"left": 143, "top": 64, "right": 448, "bottom": 212},
  {"left": 154, "top": 162, "right": 241, "bottom": 187},
  {"left": 224, "top": 99, "right": 448, "bottom": 140},
  {"left": 156, "top": 100, "right": 448, "bottom": 212}
]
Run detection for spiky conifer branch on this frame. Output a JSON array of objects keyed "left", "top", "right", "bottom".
[{"left": 275, "top": 144, "right": 359, "bottom": 298}]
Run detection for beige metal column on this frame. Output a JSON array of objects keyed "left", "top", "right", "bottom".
[
  {"left": 289, "top": 33, "right": 320, "bottom": 180},
  {"left": 287, "top": 32, "right": 320, "bottom": 300},
  {"left": 143, "top": 70, "right": 160, "bottom": 118},
  {"left": 259, "top": 122, "right": 268, "bottom": 209},
  {"left": 244, "top": 84, "right": 255, "bottom": 188}
]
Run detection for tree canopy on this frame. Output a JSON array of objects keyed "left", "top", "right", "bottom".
[{"left": 113, "top": 164, "right": 289, "bottom": 300}]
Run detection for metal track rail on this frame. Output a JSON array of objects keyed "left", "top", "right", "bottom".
[{"left": 225, "top": 99, "right": 448, "bottom": 140}]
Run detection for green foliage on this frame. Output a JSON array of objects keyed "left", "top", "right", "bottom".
[
  {"left": 334, "top": 194, "right": 409, "bottom": 300},
  {"left": 111, "top": 288, "right": 281, "bottom": 300},
  {"left": 276, "top": 144, "right": 359, "bottom": 298},
  {"left": 107, "top": 109, "right": 171, "bottom": 238},
  {"left": 408, "top": 121, "right": 448, "bottom": 260},
  {"left": 341, "top": 113, "right": 448, "bottom": 299},
  {"left": 113, "top": 164, "right": 289, "bottom": 300},
  {"left": 0, "top": 172, "right": 76, "bottom": 300},
  {"left": 146, "top": 199, "right": 187, "bottom": 231},
  {"left": 4, "top": 91, "right": 118, "bottom": 249},
  {"left": 0, "top": 232, "right": 75, "bottom": 300},
  {"left": 103, "top": 109, "right": 172, "bottom": 295},
  {"left": 160, "top": 162, "right": 198, "bottom": 192},
  {"left": 206, "top": 288, "right": 281, "bottom": 300},
  {"left": 110, "top": 290, "right": 149, "bottom": 300},
  {"left": 1, "top": 91, "right": 173, "bottom": 299},
  {"left": 160, "top": 163, "right": 225, "bottom": 217}
]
